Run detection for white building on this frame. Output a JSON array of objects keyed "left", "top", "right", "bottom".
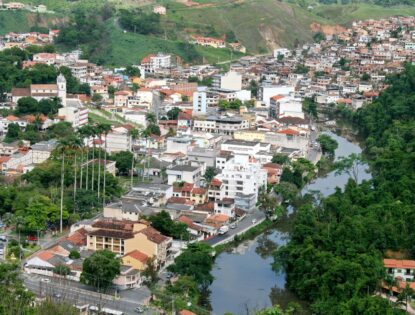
[
  {"left": 166, "top": 163, "right": 203, "bottom": 185},
  {"left": 141, "top": 53, "right": 171, "bottom": 74},
  {"left": 193, "top": 88, "right": 207, "bottom": 115},
  {"left": 214, "top": 154, "right": 267, "bottom": 211},
  {"left": 166, "top": 136, "right": 193, "bottom": 155},
  {"left": 258, "top": 84, "right": 295, "bottom": 106},
  {"left": 31, "top": 139, "right": 57, "bottom": 164},
  {"left": 105, "top": 126, "right": 132, "bottom": 153},
  {"left": 213, "top": 71, "right": 242, "bottom": 91}
]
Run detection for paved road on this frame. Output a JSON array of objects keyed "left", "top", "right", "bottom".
[
  {"left": 205, "top": 210, "right": 266, "bottom": 246},
  {"left": 23, "top": 274, "right": 154, "bottom": 315}
]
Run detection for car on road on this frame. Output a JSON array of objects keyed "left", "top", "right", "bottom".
[
  {"left": 54, "top": 293, "right": 62, "bottom": 298},
  {"left": 40, "top": 278, "right": 50, "bottom": 283},
  {"left": 252, "top": 219, "right": 257, "bottom": 224},
  {"left": 166, "top": 272, "right": 173, "bottom": 279},
  {"left": 230, "top": 223, "right": 237, "bottom": 229},
  {"left": 135, "top": 306, "right": 144, "bottom": 313},
  {"left": 0, "top": 235, "right": 6, "bottom": 242}
]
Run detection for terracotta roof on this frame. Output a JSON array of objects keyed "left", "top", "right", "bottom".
[
  {"left": 66, "top": 228, "right": 87, "bottom": 246},
  {"left": 207, "top": 214, "right": 229, "bottom": 223},
  {"left": 92, "top": 219, "right": 136, "bottom": 231},
  {"left": 177, "top": 215, "right": 203, "bottom": 231},
  {"left": 124, "top": 250, "right": 149, "bottom": 264},
  {"left": 192, "top": 187, "right": 206, "bottom": 195},
  {"left": 36, "top": 251, "right": 54, "bottom": 261},
  {"left": 271, "top": 94, "right": 285, "bottom": 101},
  {"left": 262, "top": 162, "right": 283, "bottom": 169},
  {"left": 277, "top": 129, "right": 300, "bottom": 136},
  {"left": 179, "top": 310, "right": 197, "bottom": 315},
  {"left": 168, "top": 197, "right": 194, "bottom": 205},
  {"left": 11, "top": 87, "right": 32, "bottom": 97},
  {"left": 210, "top": 178, "right": 222, "bottom": 186},
  {"left": 384, "top": 259, "right": 415, "bottom": 269},
  {"left": 194, "top": 201, "right": 214, "bottom": 212},
  {"left": 140, "top": 227, "right": 169, "bottom": 244},
  {"left": 89, "top": 229, "right": 135, "bottom": 239},
  {"left": 181, "top": 183, "right": 194, "bottom": 192}
]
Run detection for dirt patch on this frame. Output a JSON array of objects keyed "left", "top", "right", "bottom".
[
  {"left": 310, "top": 22, "right": 346, "bottom": 35},
  {"left": 258, "top": 24, "right": 283, "bottom": 50},
  {"left": 26, "top": 14, "right": 67, "bottom": 28}
]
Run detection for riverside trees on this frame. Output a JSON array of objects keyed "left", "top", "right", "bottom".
[{"left": 274, "top": 64, "right": 415, "bottom": 314}]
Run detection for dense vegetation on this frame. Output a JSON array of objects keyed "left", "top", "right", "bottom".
[{"left": 275, "top": 64, "right": 415, "bottom": 313}]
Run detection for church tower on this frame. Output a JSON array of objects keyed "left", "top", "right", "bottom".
[{"left": 57, "top": 73, "right": 67, "bottom": 107}]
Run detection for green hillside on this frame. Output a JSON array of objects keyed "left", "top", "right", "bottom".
[
  {"left": 2, "top": 0, "right": 415, "bottom": 65},
  {"left": 103, "top": 20, "right": 244, "bottom": 66}
]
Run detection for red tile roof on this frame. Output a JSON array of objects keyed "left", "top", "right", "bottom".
[
  {"left": 124, "top": 250, "right": 149, "bottom": 264},
  {"left": 384, "top": 259, "right": 415, "bottom": 269}
]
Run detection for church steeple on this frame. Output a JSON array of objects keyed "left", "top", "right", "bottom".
[{"left": 57, "top": 73, "right": 66, "bottom": 107}]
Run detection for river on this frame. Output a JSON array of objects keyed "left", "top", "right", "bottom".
[{"left": 209, "top": 131, "right": 371, "bottom": 315}]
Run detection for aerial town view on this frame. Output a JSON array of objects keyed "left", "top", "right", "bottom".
[{"left": 0, "top": 0, "right": 414, "bottom": 314}]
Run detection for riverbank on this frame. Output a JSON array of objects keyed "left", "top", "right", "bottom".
[{"left": 209, "top": 130, "right": 368, "bottom": 315}]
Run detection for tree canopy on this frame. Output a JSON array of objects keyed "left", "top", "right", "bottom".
[
  {"left": 81, "top": 250, "right": 121, "bottom": 290},
  {"left": 275, "top": 63, "right": 415, "bottom": 314}
]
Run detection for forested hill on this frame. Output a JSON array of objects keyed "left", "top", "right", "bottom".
[{"left": 275, "top": 64, "right": 415, "bottom": 314}]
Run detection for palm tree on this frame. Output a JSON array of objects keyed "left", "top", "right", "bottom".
[
  {"left": 128, "top": 128, "right": 139, "bottom": 188},
  {"left": 145, "top": 112, "right": 156, "bottom": 125},
  {"left": 68, "top": 135, "right": 82, "bottom": 211},
  {"left": 79, "top": 125, "right": 93, "bottom": 191},
  {"left": 90, "top": 126, "right": 97, "bottom": 191},
  {"left": 98, "top": 123, "right": 112, "bottom": 205},
  {"left": 96, "top": 124, "right": 104, "bottom": 199},
  {"left": 57, "top": 137, "right": 71, "bottom": 234}
]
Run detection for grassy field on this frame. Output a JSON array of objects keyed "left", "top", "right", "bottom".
[{"left": 104, "top": 19, "right": 244, "bottom": 66}]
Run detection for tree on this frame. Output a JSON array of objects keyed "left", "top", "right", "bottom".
[
  {"left": 69, "top": 249, "right": 81, "bottom": 259},
  {"left": 0, "top": 263, "right": 34, "bottom": 314},
  {"left": 361, "top": 73, "right": 371, "bottom": 82},
  {"left": 81, "top": 250, "right": 121, "bottom": 290},
  {"left": 4, "top": 123, "right": 20, "bottom": 143},
  {"left": 146, "top": 112, "right": 156, "bottom": 124},
  {"left": 17, "top": 195, "right": 66, "bottom": 232},
  {"left": 16, "top": 97, "right": 39, "bottom": 115},
  {"left": 167, "top": 107, "right": 181, "bottom": 120},
  {"left": 203, "top": 166, "right": 217, "bottom": 183},
  {"left": 142, "top": 257, "right": 158, "bottom": 284},
  {"left": 271, "top": 153, "right": 290, "bottom": 165},
  {"left": 302, "top": 97, "right": 317, "bottom": 118},
  {"left": 168, "top": 242, "right": 214, "bottom": 286},
  {"left": 112, "top": 151, "right": 133, "bottom": 175},
  {"left": 317, "top": 134, "right": 338, "bottom": 157},
  {"left": 91, "top": 93, "right": 103, "bottom": 103},
  {"left": 335, "top": 153, "right": 365, "bottom": 183},
  {"left": 53, "top": 265, "right": 71, "bottom": 276},
  {"left": 149, "top": 211, "right": 190, "bottom": 240},
  {"left": 313, "top": 31, "right": 326, "bottom": 43},
  {"left": 123, "top": 65, "right": 140, "bottom": 77}
]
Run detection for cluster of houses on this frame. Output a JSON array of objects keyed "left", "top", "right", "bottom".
[
  {"left": 5, "top": 16, "right": 415, "bottom": 296},
  {"left": 0, "top": 29, "right": 58, "bottom": 50}
]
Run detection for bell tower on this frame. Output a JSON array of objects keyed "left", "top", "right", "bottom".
[{"left": 57, "top": 73, "right": 66, "bottom": 107}]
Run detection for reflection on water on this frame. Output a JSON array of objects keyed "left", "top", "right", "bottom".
[{"left": 210, "top": 131, "right": 370, "bottom": 315}]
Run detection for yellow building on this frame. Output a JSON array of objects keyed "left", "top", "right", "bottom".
[
  {"left": 122, "top": 250, "right": 149, "bottom": 271},
  {"left": 86, "top": 219, "right": 171, "bottom": 266},
  {"left": 234, "top": 130, "right": 266, "bottom": 142}
]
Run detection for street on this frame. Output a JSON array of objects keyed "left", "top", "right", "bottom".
[
  {"left": 23, "top": 274, "right": 154, "bottom": 315},
  {"left": 205, "top": 210, "right": 266, "bottom": 246}
]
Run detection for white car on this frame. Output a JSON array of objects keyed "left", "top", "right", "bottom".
[
  {"left": 40, "top": 278, "right": 50, "bottom": 283},
  {"left": 252, "top": 219, "right": 257, "bottom": 224}
]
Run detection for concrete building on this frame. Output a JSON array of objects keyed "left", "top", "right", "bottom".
[
  {"left": 213, "top": 71, "right": 242, "bottom": 91},
  {"left": 192, "top": 87, "right": 207, "bottom": 115},
  {"left": 31, "top": 139, "right": 57, "bottom": 164},
  {"left": 213, "top": 154, "right": 267, "bottom": 211},
  {"left": 166, "top": 163, "right": 203, "bottom": 185},
  {"left": 105, "top": 126, "right": 132, "bottom": 153}
]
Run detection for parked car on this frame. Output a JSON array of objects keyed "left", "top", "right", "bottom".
[
  {"left": 40, "top": 278, "right": 50, "bottom": 283},
  {"left": 252, "top": 219, "right": 257, "bottom": 224},
  {"left": 230, "top": 223, "right": 237, "bottom": 229},
  {"left": 54, "top": 293, "right": 62, "bottom": 298},
  {"left": 135, "top": 306, "right": 144, "bottom": 313},
  {"left": 0, "top": 235, "right": 6, "bottom": 242}
]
